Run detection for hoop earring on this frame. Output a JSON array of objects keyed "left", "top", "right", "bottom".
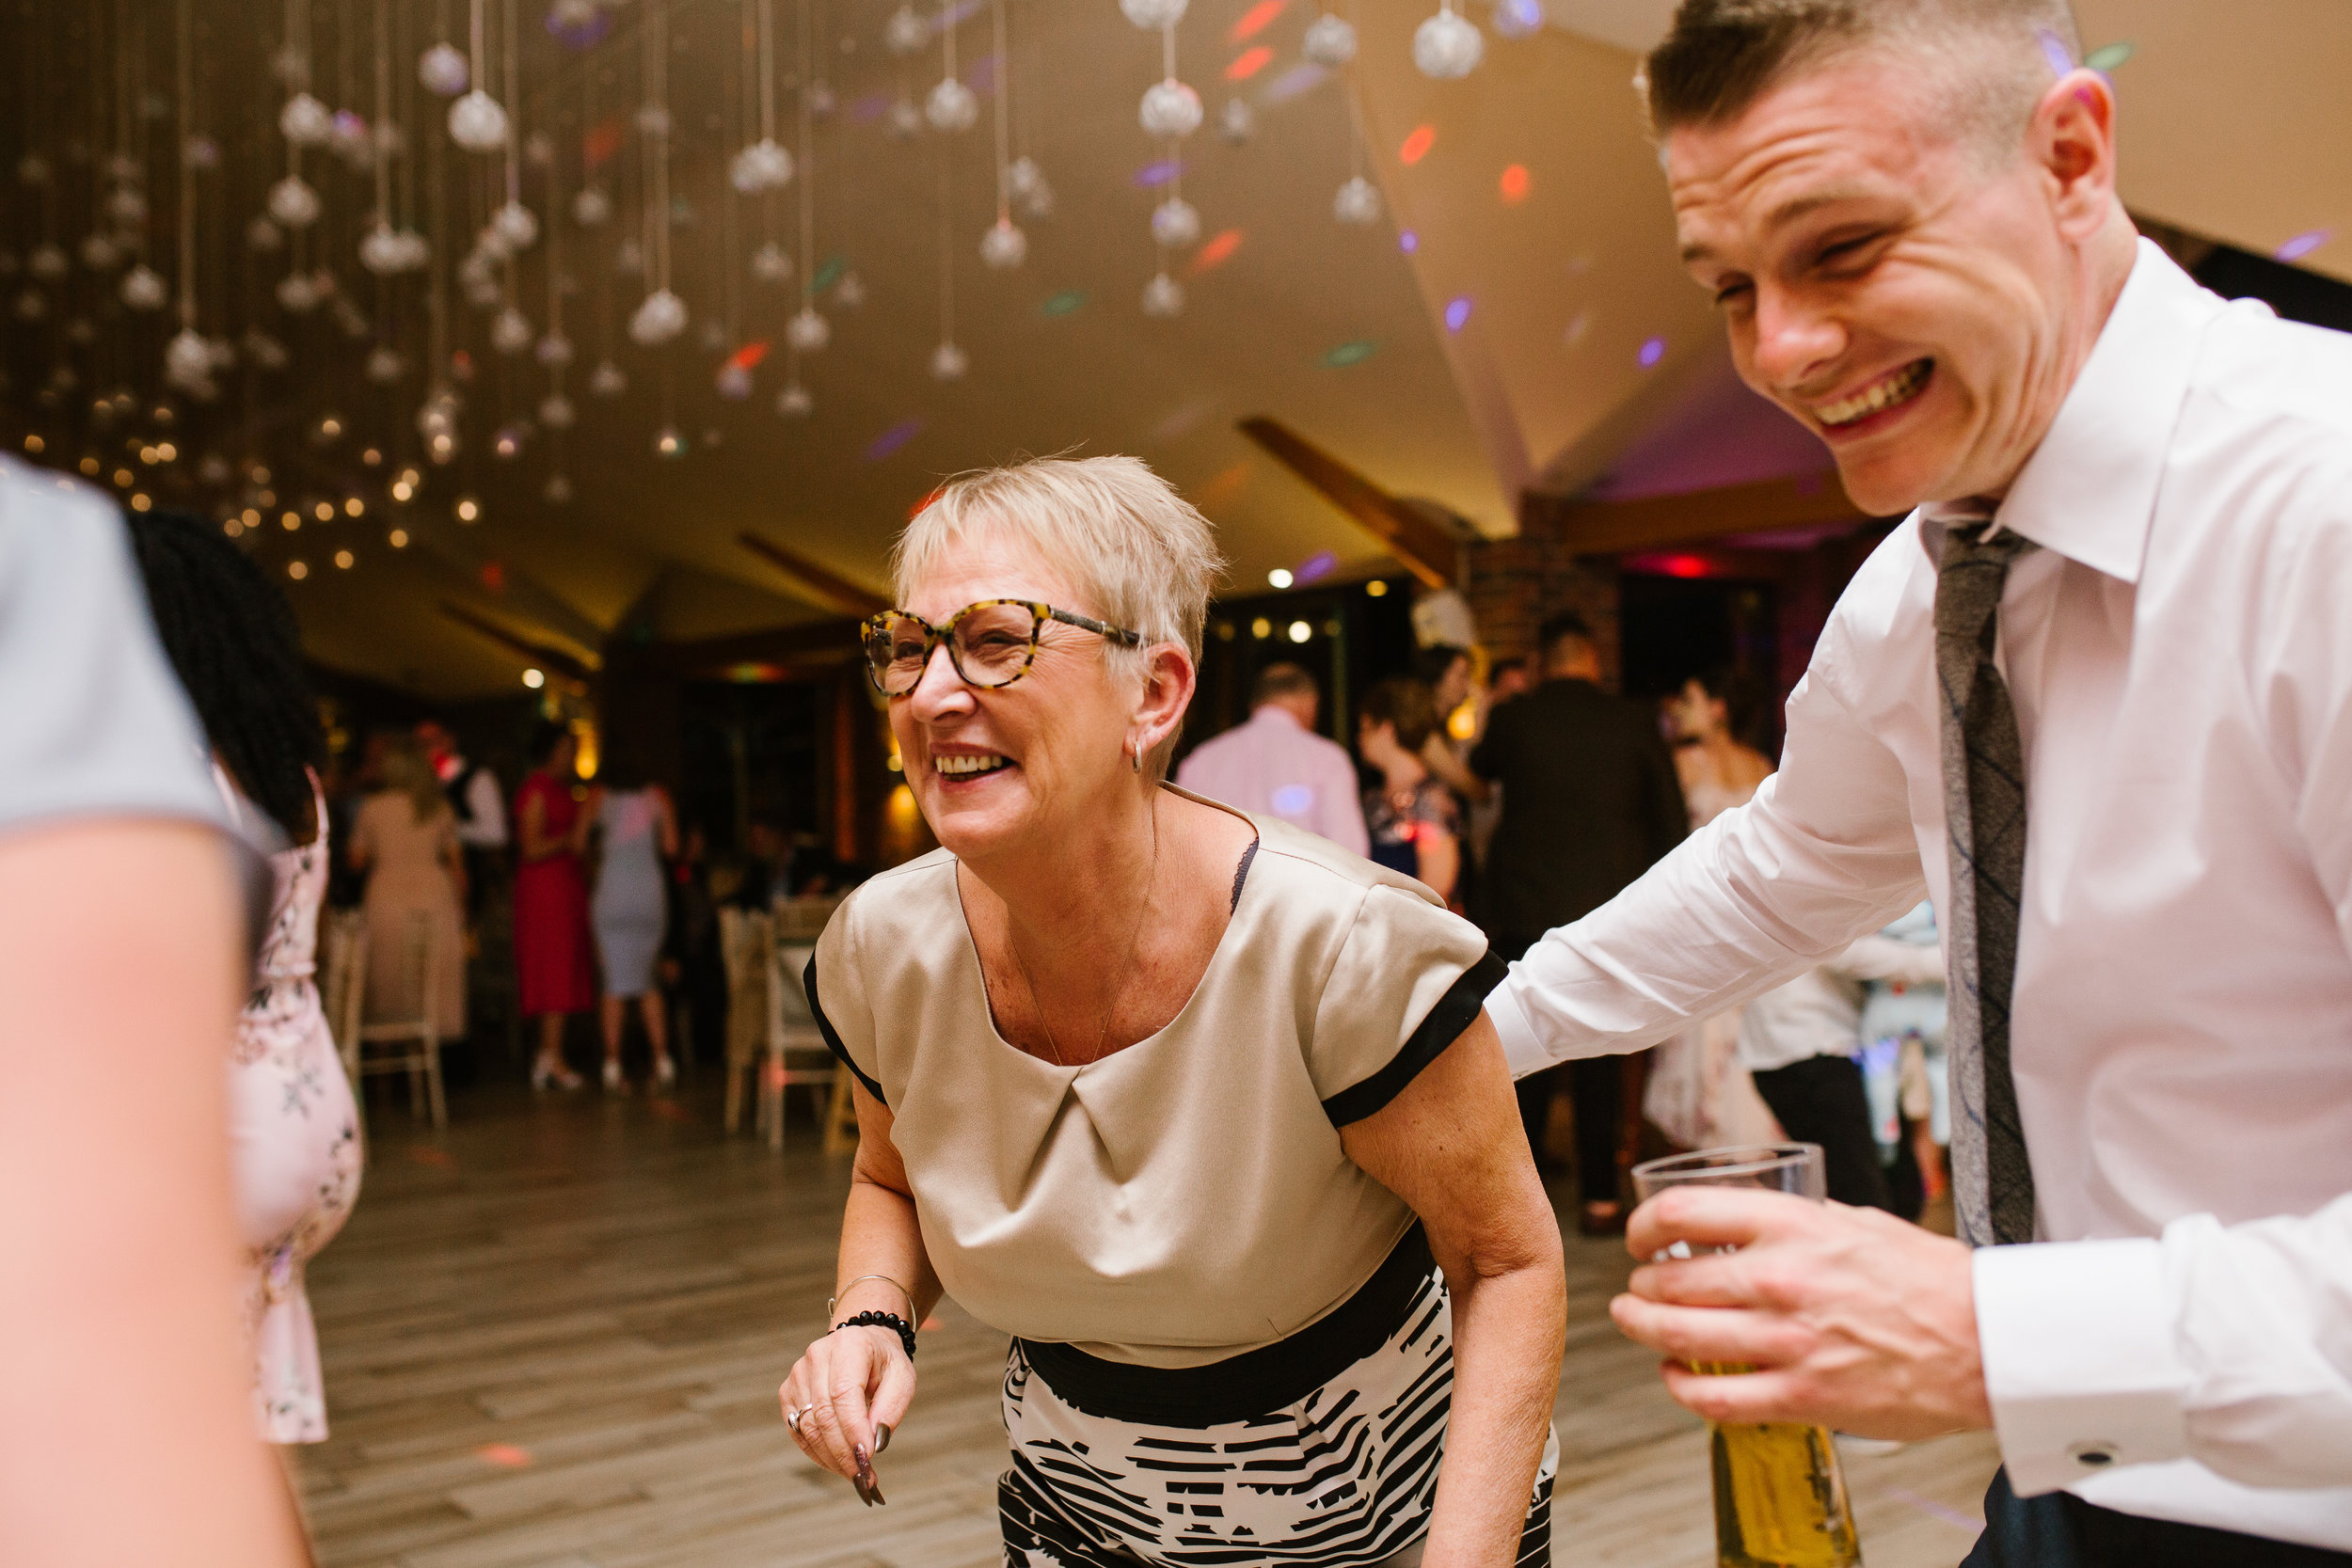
[{"left": 1129, "top": 740, "right": 1142, "bottom": 774}]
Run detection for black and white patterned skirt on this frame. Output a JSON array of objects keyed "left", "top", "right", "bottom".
[{"left": 996, "top": 1228, "right": 1558, "bottom": 1568}]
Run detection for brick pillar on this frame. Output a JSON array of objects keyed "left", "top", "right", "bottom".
[{"left": 1464, "top": 500, "right": 1626, "bottom": 689}]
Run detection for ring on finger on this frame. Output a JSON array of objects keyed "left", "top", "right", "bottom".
[{"left": 787, "top": 1404, "right": 805, "bottom": 1433}]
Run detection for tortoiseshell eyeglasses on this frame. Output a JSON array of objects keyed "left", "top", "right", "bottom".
[{"left": 859, "top": 599, "right": 1144, "bottom": 696}]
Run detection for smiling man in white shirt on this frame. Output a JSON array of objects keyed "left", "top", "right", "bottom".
[{"left": 1486, "top": 1, "right": 2352, "bottom": 1562}]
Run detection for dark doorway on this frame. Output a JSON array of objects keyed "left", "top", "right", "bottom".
[
  {"left": 1617, "top": 573, "right": 1781, "bottom": 751},
  {"left": 676, "top": 681, "right": 824, "bottom": 856},
  {"left": 1179, "top": 577, "right": 1419, "bottom": 768}
]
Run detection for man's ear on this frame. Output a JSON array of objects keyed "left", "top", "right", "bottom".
[{"left": 2031, "top": 67, "right": 2120, "bottom": 243}]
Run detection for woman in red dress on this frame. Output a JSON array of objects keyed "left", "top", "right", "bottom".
[{"left": 513, "top": 721, "right": 597, "bottom": 1089}]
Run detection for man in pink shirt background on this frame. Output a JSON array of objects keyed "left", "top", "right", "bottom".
[{"left": 1175, "top": 662, "right": 1369, "bottom": 857}]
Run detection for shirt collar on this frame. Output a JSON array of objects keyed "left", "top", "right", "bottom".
[
  {"left": 1249, "top": 705, "right": 1307, "bottom": 732},
  {"left": 1919, "top": 239, "right": 2225, "bottom": 584}
]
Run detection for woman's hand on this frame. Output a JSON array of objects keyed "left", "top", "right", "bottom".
[{"left": 778, "top": 1323, "right": 916, "bottom": 1497}]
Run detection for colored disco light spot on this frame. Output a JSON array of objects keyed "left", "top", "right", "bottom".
[
  {"left": 1499, "top": 164, "right": 1532, "bottom": 203},
  {"left": 1041, "top": 290, "right": 1087, "bottom": 317},
  {"left": 1199, "top": 461, "right": 1251, "bottom": 510},
  {"left": 1320, "top": 340, "right": 1376, "bottom": 368},
  {"left": 849, "top": 91, "right": 891, "bottom": 124},
  {"left": 1134, "top": 158, "right": 1184, "bottom": 188},
  {"left": 811, "top": 255, "right": 848, "bottom": 292},
  {"left": 726, "top": 340, "right": 771, "bottom": 371},
  {"left": 908, "top": 485, "right": 946, "bottom": 519},
  {"left": 1226, "top": 45, "right": 1275, "bottom": 82},
  {"left": 1398, "top": 230, "right": 1419, "bottom": 254},
  {"left": 1261, "top": 62, "right": 1327, "bottom": 103},
  {"left": 480, "top": 562, "right": 506, "bottom": 592},
  {"left": 866, "top": 419, "right": 925, "bottom": 462},
  {"left": 547, "top": 6, "right": 610, "bottom": 47},
  {"left": 1638, "top": 335, "right": 1667, "bottom": 368},
  {"left": 727, "top": 663, "right": 786, "bottom": 683},
  {"left": 1627, "top": 551, "right": 1712, "bottom": 578},
  {"left": 1295, "top": 550, "right": 1338, "bottom": 584},
  {"left": 1444, "top": 296, "right": 1471, "bottom": 333},
  {"left": 1399, "top": 125, "right": 1436, "bottom": 166},
  {"left": 2035, "top": 29, "right": 2074, "bottom": 76},
  {"left": 583, "top": 116, "right": 627, "bottom": 169},
  {"left": 476, "top": 1443, "right": 534, "bottom": 1469},
  {"left": 2083, "top": 40, "right": 2133, "bottom": 71},
  {"left": 1230, "top": 0, "right": 1286, "bottom": 44},
  {"left": 2276, "top": 230, "right": 2333, "bottom": 263},
  {"left": 1189, "top": 229, "right": 1244, "bottom": 273}
]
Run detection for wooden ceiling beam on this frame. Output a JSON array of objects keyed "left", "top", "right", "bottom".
[
  {"left": 1236, "top": 417, "right": 1460, "bottom": 589},
  {"left": 737, "top": 533, "right": 891, "bottom": 619},
  {"left": 437, "top": 602, "right": 595, "bottom": 691},
  {"left": 1535, "top": 473, "right": 1878, "bottom": 556},
  {"left": 621, "top": 617, "right": 866, "bottom": 680}
]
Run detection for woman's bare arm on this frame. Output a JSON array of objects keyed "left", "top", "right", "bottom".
[
  {"left": 654, "top": 786, "right": 680, "bottom": 859},
  {"left": 1341, "top": 1010, "right": 1565, "bottom": 1568},
  {"left": 1416, "top": 826, "right": 1462, "bottom": 908},
  {"left": 517, "top": 790, "right": 559, "bottom": 862}
]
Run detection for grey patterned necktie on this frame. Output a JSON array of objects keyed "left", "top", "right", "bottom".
[{"left": 1936, "top": 521, "right": 2038, "bottom": 1248}]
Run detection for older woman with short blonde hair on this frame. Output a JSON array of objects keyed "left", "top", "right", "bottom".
[{"left": 782, "top": 455, "right": 1565, "bottom": 1567}]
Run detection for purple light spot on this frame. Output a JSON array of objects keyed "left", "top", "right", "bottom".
[
  {"left": 547, "top": 7, "right": 612, "bottom": 48},
  {"left": 864, "top": 419, "right": 924, "bottom": 462},
  {"left": 1444, "top": 297, "right": 1471, "bottom": 333},
  {"left": 1135, "top": 158, "right": 1184, "bottom": 188},
  {"left": 944, "top": 0, "right": 984, "bottom": 24},
  {"left": 1295, "top": 550, "right": 1338, "bottom": 584},
  {"left": 1399, "top": 230, "right": 1419, "bottom": 254},
  {"left": 849, "top": 91, "right": 891, "bottom": 124},
  {"left": 1261, "top": 62, "right": 1327, "bottom": 103},
  {"left": 968, "top": 54, "right": 1000, "bottom": 95},
  {"left": 2276, "top": 230, "right": 2333, "bottom": 263},
  {"left": 2035, "top": 28, "right": 2074, "bottom": 77},
  {"left": 1638, "top": 335, "right": 1667, "bottom": 368}
]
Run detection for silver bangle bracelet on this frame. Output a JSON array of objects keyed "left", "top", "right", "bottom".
[{"left": 828, "top": 1273, "right": 916, "bottom": 1324}]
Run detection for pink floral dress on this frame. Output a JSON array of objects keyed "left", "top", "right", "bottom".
[{"left": 222, "top": 769, "right": 362, "bottom": 1442}]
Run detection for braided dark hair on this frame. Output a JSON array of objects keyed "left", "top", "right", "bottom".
[{"left": 126, "top": 510, "right": 323, "bottom": 843}]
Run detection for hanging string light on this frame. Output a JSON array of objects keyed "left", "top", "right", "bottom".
[
  {"left": 163, "top": 0, "right": 214, "bottom": 397},
  {"left": 926, "top": 1, "right": 977, "bottom": 134},
  {"left": 731, "top": 0, "right": 794, "bottom": 193},
  {"left": 1413, "top": 0, "right": 1484, "bottom": 79},
  {"left": 628, "top": 0, "right": 687, "bottom": 346},
  {"left": 783, "top": 0, "right": 828, "bottom": 357},
  {"left": 977, "top": 0, "right": 1025, "bottom": 269},
  {"left": 1005, "top": 0, "right": 1051, "bottom": 219},
  {"left": 1334, "top": 2, "right": 1382, "bottom": 229},
  {"left": 448, "top": 0, "right": 508, "bottom": 150},
  {"left": 930, "top": 134, "right": 965, "bottom": 380}
]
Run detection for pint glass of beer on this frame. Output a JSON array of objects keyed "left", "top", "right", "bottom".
[{"left": 1630, "top": 1144, "right": 1862, "bottom": 1568}]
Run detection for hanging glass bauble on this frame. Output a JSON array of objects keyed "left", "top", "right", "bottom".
[
  {"left": 807, "top": 81, "right": 837, "bottom": 119},
  {"left": 573, "top": 184, "right": 612, "bottom": 227},
  {"left": 119, "top": 264, "right": 167, "bottom": 311},
  {"left": 493, "top": 200, "right": 538, "bottom": 249},
  {"left": 1151, "top": 196, "right": 1201, "bottom": 248},
  {"left": 588, "top": 359, "right": 628, "bottom": 397},
  {"left": 1301, "top": 12, "right": 1358, "bottom": 66},
  {"left": 493, "top": 422, "right": 527, "bottom": 460},
  {"left": 276, "top": 272, "right": 322, "bottom": 313},
  {"left": 833, "top": 271, "right": 866, "bottom": 309},
  {"left": 715, "top": 361, "right": 754, "bottom": 401},
  {"left": 535, "top": 334, "right": 574, "bottom": 367},
  {"left": 628, "top": 288, "right": 688, "bottom": 345},
  {"left": 246, "top": 216, "right": 284, "bottom": 253},
  {"left": 1413, "top": 8, "right": 1484, "bottom": 78},
  {"left": 544, "top": 471, "right": 574, "bottom": 504},
  {"left": 537, "top": 392, "right": 575, "bottom": 428},
  {"left": 1141, "top": 271, "right": 1184, "bottom": 317},
  {"left": 279, "top": 92, "right": 334, "bottom": 146},
  {"left": 1119, "top": 0, "right": 1188, "bottom": 29},
  {"left": 105, "top": 184, "right": 149, "bottom": 227},
  {"left": 884, "top": 4, "right": 929, "bottom": 55},
  {"left": 979, "top": 218, "right": 1027, "bottom": 270},
  {"left": 365, "top": 346, "right": 407, "bottom": 383},
  {"left": 729, "top": 138, "right": 794, "bottom": 193},
  {"left": 930, "top": 341, "right": 969, "bottom": 382},
  {"left": 614, "top": 237, "right": 645, "bottom": 276},
  {"left": 491, "top": 306, "right": 533, "bottom": 354},
  {"left": 268, "top": 174, "right": 322, "bottom": 228},
  {"left": 244, "top": 329, "right": 290, "bottom": 370},
  {"left": 1139, "top": 79, "right": 1203, "bottom": 139},
  {"left": 183, "top": 135, "right": 221, "bottom": 169},
  {"left": 359, "top": 223, "right": 407, "bottom": 275},
  {"left": 330, "top": 110, "right": 373, "bottom": 166},
  {"left": 1020, "top": 177, "right": 1057, "bottom": 219},
  {"left": 272, "top": 45, "right": 310, "bottom": 87},
  {"left": 886, "top": 96, "right": 922, "bottom": 140},
  {"left": 927, "top": 78, "right": 978, "bottom": 134},
  {"left": 1333, "top": 175, "right": 1383, "bottom": 226},
  {"left": 395, "top": 230, "right": 431, "bottom": 270},
  {"left": 1007, "top": 156, "right": 1043, "bottom": 200},
  {"left": 697, "top": 317, "right": 732, "bottom": 354},
  {"left": 655, "top": 424, "right": 688, "bottom": 459},
  {"left": 462, "top": 272, "right": 501, "bottom": 309},
  {"left": 776, "top": 380, "right": 813, "bottom": 418},
  {"left": 448, "top": 90, "right": 509, "bottom": 150},
  {"left": 524, "top": 130, "right": 555, "bottom": 166},
  {"left": 786, "top": 306, "right": 831, "bottom": 352},
  {"left": 17, "top": 153, "right": 50, "bottom": 186},
  {"left": 1490, "top": 0, "right": 1545, "bottom": 39},
  {"left": 1218, "top": 97, "right": 1255, "bottom": 143},
  {"left": 165, "top": 329, "right": 213, "bottom": 386},
  {"left": 751, "top": 242, "right": 791, "bottom": 283},
  {"left": 471, "top": 226, "right": 511, "bottom": 265},
  {"left": 78, "top": 232, "right": 123, "bottom": 272},
  {"left": 27, "top": 243, "right": 65, "bottom": 280},
  {"left": 419, "top": 41, "right": 469, "bottom": 96},
  {"left": 634, "top": 103, "right": 672, "bottom": 138}
]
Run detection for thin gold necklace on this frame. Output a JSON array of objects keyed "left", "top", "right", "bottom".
[{"left": 1008, "top": 810, "right": 1159, "bottom": 1069}]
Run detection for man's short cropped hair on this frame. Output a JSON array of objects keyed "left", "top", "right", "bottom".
[
  {"left": 1643, "top": 0, "right": 2081, "bottom": 161},
  {"left": 1251, "top": 661, "right": 1319, "bottom": 708},
  {"left": 1536, "top": 611, "right": 1597, "bottom": 667}
]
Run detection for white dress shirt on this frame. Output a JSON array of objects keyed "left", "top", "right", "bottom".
[
  {"left": 1737, "top": 934, "right": 1947, "bottom": 1075},
  {"left": 1176, "top": 705, "right": 1370, "bottom": 856},
  {"left": 1487, "top": 243, "right": 2352, "bottom": 1549}
]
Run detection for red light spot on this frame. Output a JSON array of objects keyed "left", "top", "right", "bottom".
[
  {"left": 408, "top": 1146, "right": 456, "bottom": 1168},
  {"left": 1500, "top": 164, "right": 1531, "bottom": 203},
  {"left": 1225, "top": 45, "right": 1274, "bottom": 81},
  {"left": 582, "top": 115, "right": 627, "bottom": 170},
  {"left": 480, "top": 562, "right": 506, "bottom": 592},
  {"left": 1229, "top": 0, "right": 1286, "bottom": 43},
  {"left": 1658, "top": 554, "right": 1710, "bottom": 578},
  {"left": 476, "top": 1443, "right": 533, "bottom": 1469},
  {"left": 727, "top": 340, "right": 771, "bottom": 371},
  {"left": 907, "top": 486, "right": 945, "bottom": 520},
  {"left": 1198, "top": 461, "right": 1251, "bottom": 510},
  {"left": 1399, "top": 125, "right": 1436, "bottom": 166},
  {"left": 1189, "top": 229, "right": 1244, "bottom": 274}
]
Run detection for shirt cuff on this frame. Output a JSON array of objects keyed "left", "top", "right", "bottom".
[
  {"left": 1486, "top": 973, "right": 1553, "bottom": 1081},
  {"left": 1975, "top": 1237, "right": 2190, "bottom": 1496}
]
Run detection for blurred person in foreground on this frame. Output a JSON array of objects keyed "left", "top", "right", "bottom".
[
  {"left": 0, "top": 467, "right": 307, "bottom": 1564},
  {"left": 783, "top": 456, "right": 1564, "bottom": 1566},
  {"left": 1175, "top": 659, "right": 1370, "bottom": 855},
  {"left": 130, "top": 511, "right": 363, "bottom": 1446},
  {"left": 1494, "top": 2, "right": 2352, "bottom": 1560}
]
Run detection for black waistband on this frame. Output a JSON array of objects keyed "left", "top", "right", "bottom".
[{"left": 1013, "top": 1223, "right": 1438, "bottom": 1429}]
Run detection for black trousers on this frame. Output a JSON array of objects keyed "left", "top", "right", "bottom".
[
  {"left": 1747, "top": 1052, "right": 1894, "bottom": 1212},
  {"left": 1963, "top": 1466, "right": 2352, "bottom": 1567},
  {"left": 1493, "top": 933, "right": 1624, "bottom": 1207}
]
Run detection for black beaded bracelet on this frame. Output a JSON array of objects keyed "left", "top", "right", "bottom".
[{"left": 831, "top": 1309, "right": 917, "bottom": 1361}]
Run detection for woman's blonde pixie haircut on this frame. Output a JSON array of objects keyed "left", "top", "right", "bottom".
[{"left": 890, "top": 454, "right": 1227, "bottom": 669}]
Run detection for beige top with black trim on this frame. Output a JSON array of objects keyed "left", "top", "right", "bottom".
[{"left": 807, "top": 787, "right": 1502, "bottom": 1369}]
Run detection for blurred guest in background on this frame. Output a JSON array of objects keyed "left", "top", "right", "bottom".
[
  {"left": 1175, "top": 660, "right": 1368, "bottom": 854},
  {"left": 663, "top": 821, "right": 729, "bottom": 1066},
  {"left": 1359, "top": 676, "right": 1461, "bottom": 904},
  {"left": 1470, "top": 612, "right": 1686, "bottom": 1231},
  {"left": 350, "top": 737, "right": 468, "bottom": 1048},
  {"left": 587, "top": 752, "right": 679, "bottom": 1091},
  {"left": 727, "top": 817, "right": 790, "bottom": 911},
  {"left": 417, "top": 719, "right": 505, "bottom": 924},
  {"left": 1413, "top": 642, "right": 1485, "bottom": 803},
  {"left": 1466, "top": 657, "right": 1533, "bottom": 881},
  {"left": 1857, "top": 901, "right": 1950, "bottom": 1214},
  {"left": 131, "top": 511, "right": 363, "bottom": 1449},
  {"left": 1, "top": 471, "right": 308, "bottom": 1564},
  {"left": 513, "top": 721, "right": 596, "bottom": 1090}
]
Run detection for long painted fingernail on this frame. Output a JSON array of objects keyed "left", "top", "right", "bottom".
[{"left": 874, "top": 1423, "right": 893, "bottom": 1453}]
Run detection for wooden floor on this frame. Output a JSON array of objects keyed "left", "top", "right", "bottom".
[{"left": 292, "top": 1073, "right": 1999, "bottom": 1568}]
